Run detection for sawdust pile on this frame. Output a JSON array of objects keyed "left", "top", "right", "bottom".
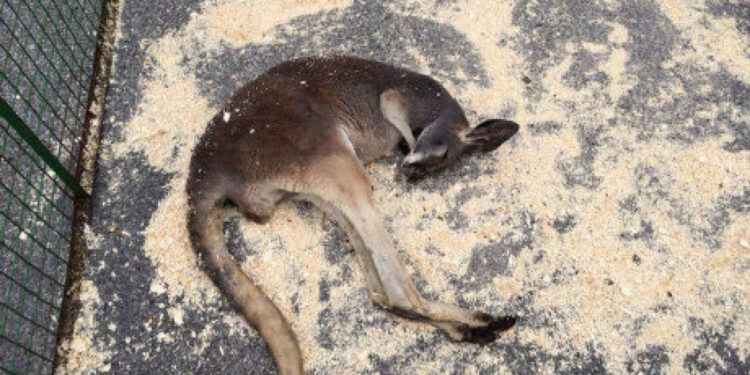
[
  {"left": 56, "top": 227, "right": 112, "bottom": 375},
  {"left": 202, "top": 0, "right": 352, "bottom": 46},
  {"left": 70, "top": 0, "right": 748, "bottom": 373}
]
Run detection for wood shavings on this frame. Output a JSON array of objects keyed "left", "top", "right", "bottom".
[{"left": 69, "top": 0, "right": 750, "bottom": 373}]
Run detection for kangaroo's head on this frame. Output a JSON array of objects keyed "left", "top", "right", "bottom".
[{"left": 402, "top": 109, "right": 519, "bottom": 180}]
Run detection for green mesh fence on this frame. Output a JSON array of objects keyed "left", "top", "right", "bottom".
[{"left": 0, "top": 0, "right": 105, "bottom": 373}]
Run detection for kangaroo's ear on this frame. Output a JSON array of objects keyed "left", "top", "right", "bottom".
[{"left": 461, "top": 119, "right": 519, "bottom": 152}]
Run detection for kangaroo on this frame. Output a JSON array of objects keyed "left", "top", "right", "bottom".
[{"left": 187, "top": 56, "right": 520, "bottom": 374}]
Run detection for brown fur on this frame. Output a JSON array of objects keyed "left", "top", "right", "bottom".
[{"left": 187, "top": 56, "right": 519, "bottom": 374}]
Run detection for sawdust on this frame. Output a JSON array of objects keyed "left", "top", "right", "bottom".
[
  {"left": 202, "top": 0, "right": 352, "bottom": 46},
  {"left": 660, "top": 0, "right": 750, "bottom": 83},
  {"left": 56, "top": 229, "right": 112, "bottom": 375},
  {"left": 76, "top": 0, "right": 749, "bottom": 373},
  {"left": 111, "top": 35, "right": 212, "bottom": 172}
]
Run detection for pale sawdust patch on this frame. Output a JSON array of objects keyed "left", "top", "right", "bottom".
[
  {"left": 201, "top": 0, "right": 352, "bottom": 46},
  {"left": 660, "top": 0, "right": 750, "bottom": 83},
  {"left": 56, "top": 227, "right": 113, "bottom": 375}
]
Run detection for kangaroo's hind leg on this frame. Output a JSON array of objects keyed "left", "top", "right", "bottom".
[{"left": 288, "top": 142, "right": 516, "bottom": 343}]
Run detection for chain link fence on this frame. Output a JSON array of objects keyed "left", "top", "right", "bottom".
[{"left": 1, "top": 0, "right": 106, "bottom": 373}]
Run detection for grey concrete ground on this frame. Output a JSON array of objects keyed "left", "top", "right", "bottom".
[{"left": 59, "top": 0, "right": 748, "bottom": 374}]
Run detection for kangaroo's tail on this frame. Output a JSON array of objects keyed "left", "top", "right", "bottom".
[{"left": 188, "top": 198, "right": 303, "bottom": 375}]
